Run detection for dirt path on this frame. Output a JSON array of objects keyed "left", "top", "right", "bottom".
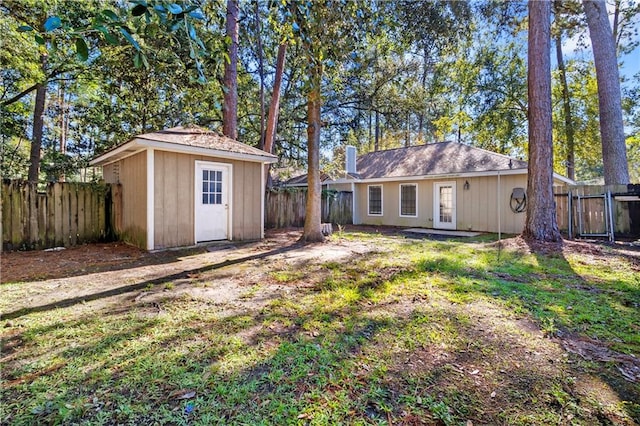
[{"left": 0, "top": 228, "right": 389, "bottom": 320}]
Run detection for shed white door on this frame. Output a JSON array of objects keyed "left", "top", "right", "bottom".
[
  {"left": 195, "top": 161, "right": 231, "bottom": 242},
  {"left": 433, "top": 182, "right": 456, "bottom": 230}
]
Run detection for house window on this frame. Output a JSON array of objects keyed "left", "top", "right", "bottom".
[
  {"left": 202, "top": 170, "right": 223, "bottom": 205},
  {"left": 400, "top": 184, "right": 417, "bottom": 217},
  {"left": 368, "top": 185, "right": 382, "bottom": 215}
]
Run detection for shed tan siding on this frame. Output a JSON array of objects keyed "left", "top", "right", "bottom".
[
  {"left": 153, "top": 151, "right": 195, "bottom": 249},
  {"left": 103, "top": 152, "right": 147, "bottom": 247},
  {"left": 355, "top": 174, "right": 531, "bottom": 234},
  {"left": 153, "top": 151, "right": 263, "bottom": 249}
]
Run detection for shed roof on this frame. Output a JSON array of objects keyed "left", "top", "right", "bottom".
[
  {"left": 90, "top": 126, "right": 277, "bottom": 166},
  {"left": 355, "top": 142, "right": 528, "bottom": 179}
]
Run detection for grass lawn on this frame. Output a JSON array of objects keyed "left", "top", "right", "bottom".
[{"left": 1, "top": 229, "right": 639, "bottom": 425}]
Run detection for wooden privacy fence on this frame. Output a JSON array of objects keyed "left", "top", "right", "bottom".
[
  {"left": 1, "top": 180, "right": 121, "bottom": 251},
  {"left": 554, "top": 184, "right": 640, "bottom": 240},
  {"left": 265, "top": 188, "right": 353, "bottom": 228}
]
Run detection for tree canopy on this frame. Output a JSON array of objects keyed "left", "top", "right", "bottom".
[{"left": 1, "top": 0, "right": 638, "bottom": 186}]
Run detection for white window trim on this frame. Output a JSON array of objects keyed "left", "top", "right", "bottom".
[
  {"left": 367, "top": 184, "right": 383, "bottom": 216},
  {"left": 146, "top": 149, "right": 155, "bottom": 250},
  {"left": 399, "top": 183, "right": 418, "bottom": 218}
]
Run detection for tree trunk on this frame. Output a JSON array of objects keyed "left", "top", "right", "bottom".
[
  {"left": 368, "top": 109, "right": 372, "bottom": 151},
  {"left": 523, "top": 0, "right": 562, "bottom": 242},
  {"left": 374, "top": 110, "right": 380, "bottom": 151},
  {"left": 417, "top": 46, "right": 428, "bottom": 143},
  {"left": 583, "top": 0, "right": 630, "bottom": 185},
  {"left": 554, "top": 33, "right": 575, "bottom": 181},
  {"left": 28, "top": 82, "right": 46, "bottom": 182},
  {"left": 301, "top": 63, "right": 324, "bottom": 243},
  {"left": 222, "top": 0, "right": 239, "bottom": 139},
  {"left": 264, "top": 44, "right": 287, "bottom": 156},
  {"left": 58, "top": 80, "right": 68, "bottom": 182},
  {"left": 263, "top": 43, "right": 287, "bottom": 187},
  {"left": 405, "top": 112, "right": 410, "bottom": 147},
  {"left": 28, "top": 54, "right": 48, "bottom": 183},
  {"left": 254, "top": 1, "right": 265, "bottom": 149}
]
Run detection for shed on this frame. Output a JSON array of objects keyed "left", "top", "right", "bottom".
[{"left": 90, "top": 126, "right": 277, "bottom": 250}]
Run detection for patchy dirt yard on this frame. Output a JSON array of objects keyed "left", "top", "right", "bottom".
[
  {"left": 1, "top": 227, "right": 639, "bottom": 425},
  {"left": 1, "top": 228, "right": 383, "bottom": 318}
]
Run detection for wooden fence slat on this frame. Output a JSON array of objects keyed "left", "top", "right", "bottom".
[
  {"left": 20, "top": 184, "right": 28, "bottom": 247},
  {"left": 77, "top": 186, "right": 86, "bottom": 242},
  {"left": 2, "top": 182, "right": 13, "bottom": 247},
  {"left": 28, "top": 184, "right": 38, "bottom": 248},
  {"left": 61, "top": 183, "right": 70, "bottom": 246},
  {"left": 70, "top": 183, "right": 78, "bottom": 246},
  {"left": 53, "top": 183, "right": 63, "bottom": 246},
  {"left": 2, "top": 181, "right": 118, "bottom": 251},
  {"left": 265, "top": 189, "right": 353, "bottom": 229},
  {"left": 98, "top": 186, "right": 105, "bottom": 239},
  {"left": 37, "top": 193, "right": 47, "bottom": 246},
  {"left": 46, "top": 184, "right": 55, "bottom": 246},
  {"left": 86, "top": 185, "right": 94, "bottom": 238}
]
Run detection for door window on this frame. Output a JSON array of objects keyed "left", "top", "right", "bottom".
[
  {"left": 202, "top": 170, "right": 223, "bottom": 205},
  {"left": 439, "top": 186, "right": 453, "bottom": 223}
]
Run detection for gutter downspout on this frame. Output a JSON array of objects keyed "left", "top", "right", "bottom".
[
  {"left": 351, "top": 181, "right": 356, "bottom": 225},
  {"left": 497, "top": 171, "right": 501, "bottom": 243},
  {"left": 261, "top": 162, "right": 265, "bottom": 239}
]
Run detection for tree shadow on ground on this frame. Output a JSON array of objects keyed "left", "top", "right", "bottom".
[
  {"left": 2, "top": 230, "right": 639, "bottom": 424},
  {"left": 1, "top": 257, "right": 609, "bottom": 425},
  {"left": 0, "top": 241, "right": 306, "bottom": 321},
  {"left": 0, "top": 229, "right": 305, "bottom": 284}
]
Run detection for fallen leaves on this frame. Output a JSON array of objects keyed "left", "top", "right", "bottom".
[{"left": 168, "top": 389, "right": 196, "bottom": 400}]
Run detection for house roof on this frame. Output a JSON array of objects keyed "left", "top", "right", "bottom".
[
  {"left": 281, "top": 172, "right": 332, "bottom": 187},
  {"left": 355, "top": 142, "right": 529, "bottom": 179},
  {"left": 90, "top": 126, "right": 277, "bottom": 166}
]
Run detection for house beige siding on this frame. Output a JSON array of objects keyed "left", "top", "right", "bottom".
[
  {"left": 152, "top": 151, "right": 263, "bottom": 249},
  {"left": 103, "top": 152, "right": 147, "bottom": 247},
  {"left": 355, "top": 174, "right": 534, "bottom": 234},
  {"left": 456, "top": 174, "right": 528, "bottom": 234}
]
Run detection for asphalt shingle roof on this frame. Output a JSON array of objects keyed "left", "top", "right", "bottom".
[
  {"left": 137, "top": 126, "right": 276, "bottom": 158},
  {"left": 355, "top": 142, "right": 528, "bottom": 179}
]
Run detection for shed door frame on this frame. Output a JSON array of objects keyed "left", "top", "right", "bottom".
[
  {"left": 194, "top": 160, "right": 233, "bottom": 242},
  {"left": 433, "top": 181, "right": 456, "bottom": 230}
]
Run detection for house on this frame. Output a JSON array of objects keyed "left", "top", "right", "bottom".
[
  {"left": 90, "top": 126, "right": 277, "bottom": 250},
  {"left": 326, "top": 143, "right": 574, "bottom": 234},
  {"left": 279, "top": 172, "right": 332, "bottom": 188}
]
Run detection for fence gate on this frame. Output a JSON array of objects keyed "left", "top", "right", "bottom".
[{"left": 570, "top": 190, "right": 615, "bottom": 242}]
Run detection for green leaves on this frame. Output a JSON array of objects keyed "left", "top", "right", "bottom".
[
  {"left": 119, "top": 27, "right": 141, "bottom": 51},
  {"left": 95, "top": 26, "right": 119, "bottom": 45},
  {"left": 101, "top": 10, "right": 120, "bottom": 22},
  {"left": 133, "top": 51, "right": 149, "bottom": 69},
  {"left": 75, "top": 38, "right": 89, "bottom": 61}
]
